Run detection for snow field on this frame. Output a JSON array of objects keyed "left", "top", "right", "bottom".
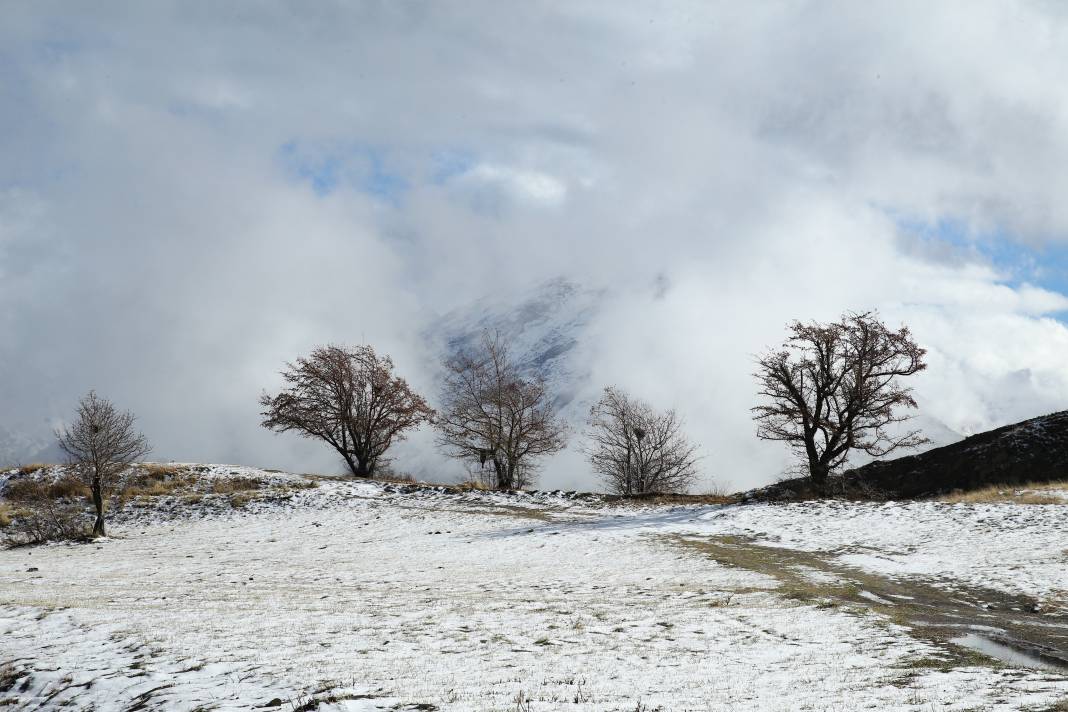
[{"left": 2, "top": 468, "right": 1068, "bottom": 710}]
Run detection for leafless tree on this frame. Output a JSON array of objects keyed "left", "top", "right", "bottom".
[
  {"left": 436, "top": 332, "right": 567, "bottom": 490},
  {"left": 55, "top": 391, "right": 151, "bottom": 537},
  {"left": 752, "top": 311, "right": 928, "bottom": 491},
  {"left": 260, "top": 345, "right": 433, "bottom": 478},
  {"left": 585, "top": 386, "right": 700, "bottom": 495}
]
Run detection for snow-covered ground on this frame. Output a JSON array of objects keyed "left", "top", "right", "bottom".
[{"left": 3, "top": 465, "right": 1068, "bottom": 710}]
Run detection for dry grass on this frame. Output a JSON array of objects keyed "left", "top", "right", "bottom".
[
  {"left": 378, "top": 472, "right": 419, "bottom": 484},
  {"left": 700, "top": 483, "right": 733, "bottom": 499},
  {"left": 17, "top": 463, "right": 51, "bottom": 475},
  {"left": 278, "top": 480, "right": 319, "bottom": 492},
  {"left": 121, "top": 466, "right": 197, "bottom": 502},
  {"left": 228, "top": 491, "right": 256, "bottom": 508},
  {"left": 122, "top": 480, "right": 182, "bottom": 499},
  {"left": 457, "top": 478, "right": 492, "bottom": 491},
  {"left": 4, "top": 476, "right": 90, "bottom": 502},
  {"left": 48, "top": 477, "right": 90, "bottom": 500},
  {"left": 606, "top": 491, "right": 737, "bottom": 506},
  {"left": 141, "top": 463, "right": 187, "bottom": 478},
  {"left": 0, "top": 503, "right": 13, "bottom": 529},
  {"left": 939, "top": 481, "right": 1068, "bottom": 504},
  {"left": 211, "top": 476, "right": 263, "bottom": 495},
  {"left": 0, "top": 662, "right": 21, "bottom": 693}
]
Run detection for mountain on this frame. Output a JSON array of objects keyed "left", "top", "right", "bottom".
[
  {"left": 425, "top": 277, "right": 605, "bottom": 414},
  {"left": 908, "top": 413, "right": 964, "bottom": 451},
  {"left": 0, "top": 425, "right": 64, "bottom": 467}
]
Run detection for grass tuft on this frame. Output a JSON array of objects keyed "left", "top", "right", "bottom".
[
  {"left": 211, "top": 477, "right": 264, "bottom": 495},
  {"left": 228, "top": 491, "right": 256, "bottom": 508},
  {"left": 141, "top": 463, "right": 187, "bottom": 478},
  {"left": 0, "top": 662, "right": 21, "bottom": 693},
  {"left": 457, "top": 478, "right": 491, "bottom": 491}
]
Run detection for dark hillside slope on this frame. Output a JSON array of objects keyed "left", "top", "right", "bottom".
[{"left": 746, "top": 410, "right": 1068, "bottom": 501}]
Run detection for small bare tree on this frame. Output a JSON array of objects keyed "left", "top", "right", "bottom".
[
  {"left": 56, "top": 391, "right": 151, "bottom": 537},
  {"left": 585, "top": 386, "right": 700, "bottom": 495},
  {"left": 3, "top": 479, "right": 89, "bottom": 545},
  {"left": 260, "top": 345, "right": 433, "bottom": 478},
  {"left": 436, "top": 332, "right": 567, "bottom": 490},
  {"left": 752, "top": 311, "right": 928, "bottom": 491}
]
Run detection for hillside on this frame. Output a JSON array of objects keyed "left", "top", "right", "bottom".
[
  {"left": 747, "top": 409, "right": 1068, "bottom": 501},
  {"left": 848, "top": 409, "right": 1068, "bottom": 498}
]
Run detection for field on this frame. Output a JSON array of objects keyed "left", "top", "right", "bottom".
[{"left": 2, "top": 465, "right": 1068, "bottom": 711}]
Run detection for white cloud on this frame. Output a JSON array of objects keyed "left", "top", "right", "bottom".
[
  {"left": 462, "top": 164, "right": 568, "bottom": 207},
  {"left": 2, "top": 2, "right": 1068, "bottom": 486}
]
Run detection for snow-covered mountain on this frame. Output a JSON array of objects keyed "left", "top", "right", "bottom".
[
  {"left": 425, "top": 277, "right": 605, "bottom": 416},
  {"left": 0, "top": 424, "right": 64, "bottom": 467},
  {"left": 908, "top": 413, "right": 964, "bottom": 450}
]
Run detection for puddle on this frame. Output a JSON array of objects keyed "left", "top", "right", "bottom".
[
  {"left": 858, "top": 590, "right": 893, "bottom": 605},
  {"left": 951, "top": 634, "right": 1068, "bottom": 672}
]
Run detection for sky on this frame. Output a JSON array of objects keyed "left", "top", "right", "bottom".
[{"left": 3, "top": 1, "right": 1068, "bottom": 490}]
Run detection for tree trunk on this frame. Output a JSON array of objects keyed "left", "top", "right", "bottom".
[
  {"left": 91, "top": 479, "right": 106, "bottom": 538},
  {"left": 340, "top": 452, "right": 363, "bottom": 478},
  {"left": 809, "top": 462, "right": 830, "bottom": 494},
  {"left": 493, "top": 458, "right": 509, "bottom": 490},
  {"left": 354, "top": 458, "right": 371, "bottom": 478}
]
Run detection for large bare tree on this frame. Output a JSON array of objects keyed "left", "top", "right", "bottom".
[
  {"left": 260, "top": 345, "right": 433, "bottom": 478},
  {"left": 56, "top": 391, "right": 151, "bottom": 537},
  {"left": 436, "top": 333, "right": 567, "bottom": 489},
  {"left": 585, "top": 386, "right": 700, "bottom": 495},
  {"left": 752, "top": 311, "right": 928, "bottom": 491}
]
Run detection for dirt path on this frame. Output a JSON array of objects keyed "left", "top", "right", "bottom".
[{"left": 676, "top": 534, "right": 1068, "bottom": 674}]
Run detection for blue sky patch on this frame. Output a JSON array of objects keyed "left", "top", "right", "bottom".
[
  {"left": 896, "top": 215, "right": 1068, "bottom": 300},
  {"left": 278, "top": 140, "right": 409, "bottom": 203},
  {"left": 430, "top": 149, "right": 476, "bottom": 184}
]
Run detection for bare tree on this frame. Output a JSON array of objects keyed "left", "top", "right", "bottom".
[
  {"left": 752, "top": 311, "right": 928, "bottom": 491},
  {"left": 56, "top": 391, "right": 151, "bottom": 537},
  {"left": 436, "top": 332, "right": 567, "bottom": 489},
  {"left": 260, "top": 345, "right": 433, "bottom": 478},
  {"left": 585, "top": 386, "right": 700, "bottom": 495}
]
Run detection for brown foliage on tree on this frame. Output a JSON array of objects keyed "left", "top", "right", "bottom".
[
  {"left": 436, "top": 333, "right": 567, "bottom": 490},
  {"left": 56, "top": 391, "right": 151, "bottom": 537},
  {"left": 260, "top": 345, "right": 433, "bottom": 478},
  {"left": 585, "top": 386, "right": 700, "bottom": 495},
  {"left": 752, "top": 311, "right": 928, "bottom": 490}
]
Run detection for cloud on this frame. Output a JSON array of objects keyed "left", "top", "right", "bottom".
[
  {"left": 2, "top": 2, "right": 1068, "bottom": 487},
  {"left": 458, "top": 163, "right": 569, "bottom": 209}
]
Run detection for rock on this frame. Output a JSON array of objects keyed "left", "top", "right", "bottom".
[
  {"left": 262, "top": 698, "right": 283, "bottom": 708},
  {"left": 26, "top": 567, "right": 38, "bottom": 572}
]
